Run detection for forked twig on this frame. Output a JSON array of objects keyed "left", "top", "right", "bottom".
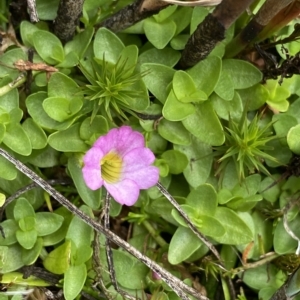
[
  {"left": 156, "top": 181, "right": 236, "bottom": 299},
  {"left": 0, "top": 148, "right": 207, "bottom": 300},
  {"left": 104, "top": 193, "right": 138, "bottom": 300},
  {"left": 156, "top": 182, "right": 220, "bottom": 259}
]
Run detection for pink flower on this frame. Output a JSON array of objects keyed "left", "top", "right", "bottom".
[{"left": 82, "top": 126, "right": 159, "bottom": 206}]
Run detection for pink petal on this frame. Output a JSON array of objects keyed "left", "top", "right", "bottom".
[
  {"left": 93, "top": 128, "right": 119, "bottom": 154},
  {"left": 115, "top": 126, "right": 145, "bottom": 156},
  {"left": 123, "top": 148, "right": 156, "bottom": 172},
  {"left": 82, "top": 166, "right": 104, "bottom": 190},
  {"left": 123, "top": 166, "right": 159, "bottom": 189},
  {"left": 104, "top": 179, "right": 140, "bottom": 206},
  {"left": 83, "top": 147, "right": 104, "bottom": 167}
]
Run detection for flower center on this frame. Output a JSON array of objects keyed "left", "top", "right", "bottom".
[{"left": 100, "top": 151, "right": 123, "bottom": 183}]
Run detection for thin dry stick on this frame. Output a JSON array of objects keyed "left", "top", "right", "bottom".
[
  {"left": 104, "top": 193, "right": 138, "bottom": 300},
  {"left": 0, "top": 179, "right": 72, "bottom": 222},
  {"left": 92, "top": 223, "right": 116, "bottom": 300},
  {"left": 27, "top": 0, "right": 39, "bottom": 22},
  {"left": 156, "top": 181, "right": 236, "bottom": 300},
  {"left": 157, "top": 182, "right": 220, "bottom": 259},
  {"left": 0, "top": 148, "right": 207, "bottom": 300}
]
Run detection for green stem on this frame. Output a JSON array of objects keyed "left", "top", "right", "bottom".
[
  {"left": 0, "top": 73, "right": 26, "bottom": 97},
  {"left": 142, "top": 220, "right": 168, "bottom": 248}
]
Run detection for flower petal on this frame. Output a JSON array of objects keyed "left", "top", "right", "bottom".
[
  {"left": 115, "top": 126, "right": 145, "bottom": 156},
  {"left": 104, "top": 179, "right": 140, "bottom": 206},
  {"left": 94, "top": 128, "right": 119, "bottom": 154},
  {"left": 82, "top": 166, "right": 104, "bottom": 190},
  {"left": 123, "top": 166, "right": 159, "bottom": 189},
  {"left": 83, "top": 147, "right": 104, "bottom": 167},
  {"left": 123, "top": 148, "right": 156, "bottom": 172}
]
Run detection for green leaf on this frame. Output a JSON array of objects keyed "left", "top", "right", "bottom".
[
  {"left": 20, "top": 21, "right": 40, "bottom": 47},
  {"left": 14, "top": 198, "right": 35, "bottom": 221},
  {"left": 26, "top": 92, "right": 61, "bottom": 131},
  {"left": 213, "top": 207, "right": 253, "bottom": 244},
  {"left": 273, "top": 114, "right": 297, "bottom": 144},
  {"left": 174, "top": 136, "right": 212, "bottom": 188},
  {"left": 287, "top": 124, "right": 300, "bottom": 155},
  {"left": 119, "top": 45, "right": 139, "bottom": 76},
  {"left": 22, "top": 118, "right": 47, "bottom": 149},
  {"left": 141, "top": 63, "right": 175, "bottom": 103},
  {"left": 153, "top": 5, "right": 177, "bottom": 22},
  {"left": 43, "top": 240, "right": 71, "bottom": 274},
  {"left": 48, "top": 72, "right": 81, "bottom": 97},
  {"left": 66, "top": 205, "right": 94, "bottom": 265},
  {"left": 214, "top": 70, "right": 234, "bottom": 100},
  {"left": 171, "top": 205, "right": 225, "bottom": 238},
  {"left": 64, "top": 26, "right": 94, "bottom": 60},
  {"left": 237, "top": 211, "right": 273, "bottom": 260},
  {"left": 0, "top": 219, "right": 18, "bottom": 246},
  {"left": 190, "top": 6, "right": 209, "bottom": 34},
  {"left": 0, "top": 244, "right": 24, "bottom": 273},
  {"left": 79, "top": 115, "right": 108, "bottom": 142},
  {"left": 243, "top": 265, "right": 284, "bottom": 291},
  {"left": 173, "top": 71, "right": 207, "bottom": 103},
  {"left": 43, "top": 97, "right": 82, "bottom": 122},
  {"left": 32, "top": 30, "right": 65, "bottom": 64},
  {"left": 182, "top": 101, "right": 225, "bottom": 146},
  {"left": 154, "top": 159, "right": 169, "bottom": 177},
  {"left": 158, "top": 119, "right": 191, "bottom": 145},
  {"left": 19, "top": 216, "right": 36, "bottom": 231},
  {"left": 265, "top": 80, "right": 290, "bottom": 112},
  {"left": 26, "top": 146, "right": 60, "bottom": 168},
  {"left": 0, "top": 155, "right": 17, "bottom": 180},
  {"left": 1, "top": 271, "right": 51, "bottom": 286},
  {"left": 0, "top": 77, "right": 20, "bottom": 111},
  {"left": 274, "top": 217, "right": 300, "bottom": 254},
  {"left": 197, "top": 215, "right": 225, "bottom": 238},
  {"left": 163, "top": 89, "right": 195, "bottom": 121},
  {"left": 238, "top": 84, "right": 269, "bottom": 111},
  {"left": 36, "top": 0, "right": 59, "bottom": 20},
  {"left": 168, "top": 226, "right": 202, "bottom": 264},
  {"left": 286, "top": 266, "right": 300, "bottom": 297},
  {"left": 16, "top": 229, "right": 37, "bottom": 249},
  {"left": 43, "top": 207, "right": 73, "bottom": 246},
  {"left": 186, "top": 184, "right": 217, "bottom": 215},
  {"left": 68, "top": 155, "right": 102, "bottom": 209},
  {"left": 113, "top": 250, "right": 149, "bottom": 289},
  {"left": 144, "top": 18, "right": 176, "bottom": 49},
  {"left": 35, "top": 212, "right": 64, "bottom": 236},
  {"left": 3, "top": 123, "right": 32, "bottom": 156},
  {"left": 48, "top": 123, "right": 88, "bottom": 152},
  {"left": 138, "top": 47, "right": 180, "bottom": 67},
  {"left": 93, "top": 27, "right": 124, "bottom": 64},
  {"left": 211, "top": 92, "right": 243, "bottom": 121},
  {"left": 188, "top": 56, "right": 221, "bottom": 97},
  {"left": 64, "top": 264, "right": 87, "bottom": 300},
  {"left": 0, "top": 49, "right": 27, "bottom": 79},
  {"left": 222, "top": 59, "right": 262, "bottom": 89},
  {"left": 22, "top": 237, "right": 43, "bottom": 265},
  {"left": 161, "top": 150, "right": 188, "bottom": 174}
]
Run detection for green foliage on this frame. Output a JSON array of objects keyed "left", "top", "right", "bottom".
[
  {"left": 0, "top": 3, "right": 299, "bottom": 300},
  {"left": 216, "top": 111, "right": 279, "bottom": 180}
]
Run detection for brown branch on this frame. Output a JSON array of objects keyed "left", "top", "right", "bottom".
[
  {"left": 225, "top": 0, "right": 295, "bottom": 57},
  {"left": 97, "top": 0, "right": 169, "bottom": 33},
  {"left": 179, "top": 0, "right": 256, "bottom": 68},
  {"left": 53, "top": 0, "right": 85, "bottom": 44}
]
